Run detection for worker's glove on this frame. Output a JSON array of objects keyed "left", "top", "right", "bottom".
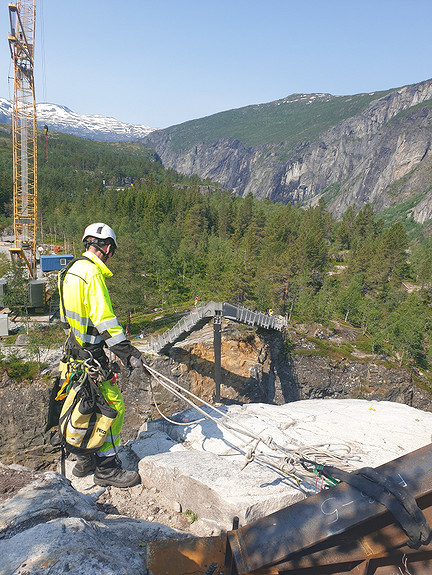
[{"left": 129, "top": 353, "right": 150, "bottom": 376}]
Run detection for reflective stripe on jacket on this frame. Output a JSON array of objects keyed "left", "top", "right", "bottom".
[{"left": 58, "top": 251, "right": 127, "bottom": 351}]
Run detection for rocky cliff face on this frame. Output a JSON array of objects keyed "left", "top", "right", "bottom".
[
  {"left": 145, "top": 80, "right": 432, "bottom": 222},
  {"left": 284, "top": 81, "right": 432, "bottom": 219},
  {"left": 172, "top": 322, "right": 432, "bottom": 408}
]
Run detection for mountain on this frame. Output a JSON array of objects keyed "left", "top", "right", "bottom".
[
  {"left": 0, "top": 99, "right": 156, "bottom": 142},
  {"left": 3, "top": 79, "right": 432, "bottom": 225},
  {"left": 143, "top": 79, "right": 432, "bottom": 225}
]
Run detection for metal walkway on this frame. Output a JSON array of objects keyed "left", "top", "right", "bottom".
[{"left": 148, "top": 301, "right": 286, "bottom": 354}]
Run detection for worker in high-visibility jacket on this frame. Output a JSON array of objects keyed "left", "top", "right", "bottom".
[{"left": 59, "top": 222, "right": 148, "bottom": 488}]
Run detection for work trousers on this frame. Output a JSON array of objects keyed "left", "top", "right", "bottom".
[{"left": 96, "top": 379, "right": 125, "bottom": 458}]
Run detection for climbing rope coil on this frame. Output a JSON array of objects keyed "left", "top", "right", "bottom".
[{"left": 144, "top": 365, "right": 359, "bottom": 491}]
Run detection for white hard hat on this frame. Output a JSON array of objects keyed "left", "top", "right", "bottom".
[{"left": 82, "top": 223, "right": 118, "bottom": 247}]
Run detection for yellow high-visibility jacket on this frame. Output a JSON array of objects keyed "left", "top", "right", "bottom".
[{"left": 58, "top": 251, "right": 139, "bottom": 365}]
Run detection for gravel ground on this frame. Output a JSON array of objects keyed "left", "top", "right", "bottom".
[
  {"left": 0, "top": 461, "right": 217, "bottom": 536},
  {"left": 95, "top": 483, "right": 199, "bottom": 534},
  {"left": 0, "top": 463, "right": 39, "bottom": 502}
]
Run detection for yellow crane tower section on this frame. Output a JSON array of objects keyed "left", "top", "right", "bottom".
[{"left": 8, "top": 0, "right": 38, "bottom": 278}]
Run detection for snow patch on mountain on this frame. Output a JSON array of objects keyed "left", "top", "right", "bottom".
[{"left": 0, "top": 98, "right": 157, "bottom": 142}]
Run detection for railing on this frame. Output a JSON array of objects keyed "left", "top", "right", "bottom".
[{"left": 149, "top": 301, "right": 287, "bottom": 354}]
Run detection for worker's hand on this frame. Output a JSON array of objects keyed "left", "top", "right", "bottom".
[{"left": 129, "top": 353, "right": 150, "bottom": 376}]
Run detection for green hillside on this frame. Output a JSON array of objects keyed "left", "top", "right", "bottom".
[
  {"left": 0, "top": 126, "right": 211, "bottom": 232},
  {"left": 1, "top": 125, "right": 432, "bottom": 379},
  {"left": 163, "top": 89, "right": 394, "bottom": 151}
]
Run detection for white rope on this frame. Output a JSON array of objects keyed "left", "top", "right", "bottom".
[
  {"left": 148, "top": 376, "right": 206, "bottom": 427},
  {"left": 144, "top": 365, "right": 358, "bottom": 487},
  {"left": 147, "top": 365, "right": 272, "bottom": 445}
]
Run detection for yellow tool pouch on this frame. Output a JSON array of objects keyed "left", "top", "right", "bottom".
[{"left": 58, "top": 371, "right": 117, "bottom": 454}]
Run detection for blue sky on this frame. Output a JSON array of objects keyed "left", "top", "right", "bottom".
[{"left": 2, "top": 0, "right": 432, "bottom": 129}]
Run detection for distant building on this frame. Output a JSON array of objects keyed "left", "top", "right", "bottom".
[{"left": 40, "top": 254, "right": 74, "bottom": 272}]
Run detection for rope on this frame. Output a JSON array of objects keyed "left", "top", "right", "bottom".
[
  {"left": 144, "top": 365, "right": 359, "bottom": 488},
  {"left": 147, "top": 365, "right": 274, "bottom": 446},
  {"left": 148, "top": 376, "right": 206, "bottom": 427}
]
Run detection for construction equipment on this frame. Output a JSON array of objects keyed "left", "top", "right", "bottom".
[{"left": 8, "top": 0, "right": 38, "bottom": 278}]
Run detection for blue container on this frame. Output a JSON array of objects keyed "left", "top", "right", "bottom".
[{"left": 40, "top": 254, "right": 74, "bottom": 272}]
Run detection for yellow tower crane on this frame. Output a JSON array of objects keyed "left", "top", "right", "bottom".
[{"left": 8, "top": 0, "right": 38, "bottom": 279}]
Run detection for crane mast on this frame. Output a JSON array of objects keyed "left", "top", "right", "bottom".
[{"left": 8, "top": 0, "right": 38, "bottom": 278}]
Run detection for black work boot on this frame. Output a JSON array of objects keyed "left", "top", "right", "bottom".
[
  {"left": 72, "top": 454, "right": 97, "bottom": 478},
  {"left": 94, "top": 455, "right": 141, "bottom": 488}
]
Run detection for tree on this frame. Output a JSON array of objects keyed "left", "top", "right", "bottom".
[
  {"left": 203, "top": 236, "right": 235, "bottom": 301},
  {"left": 367, "top": 222, "right": 408, "bottom": 289},
  {"left": 409, "top": 239, "right": 432, "bottom": 288},
  {"left": 177, "top": 204, "right": 208, "bottom": 284},
  {"left": 232, "top": 193, "right": 254, "bottom": 242},
  {"left": 384, "top": 294, "right": 428, "bottom": 366},
  {"left": 335, "top": 206, "right": 356, "bottom": 250},
  {"left": 109, "top": 235, "right": 146, "bottom": 331},
  {"left": 350, "top": 204, "right": 381, "bottom": 252},
  {"left": 296, "top": 205, "right": 329, "bottom": 280},
  {"left": 3, "top": 260, "right": 31, "bottom": 332},
  {"left": 336, "top": 274, "right": 364, "bottom": 324}
]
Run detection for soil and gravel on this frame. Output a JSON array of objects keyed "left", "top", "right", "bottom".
[
  {"left": 0, "top": 464, "right": 37, "bottom": 502},
  {"left": 0, "top": 461, "right": 215, "bottom": 536},
  {"left": 95, "top": 483, "right": 197, "bottom": 534}
]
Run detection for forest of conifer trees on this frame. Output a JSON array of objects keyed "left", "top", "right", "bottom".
[{"left": 1, "top": 127, "right": 432, "bottom": 373}]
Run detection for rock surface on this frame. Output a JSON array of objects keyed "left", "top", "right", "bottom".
[
  {"left": 0, "top": 467, "right": 188, "bottom": 575},
  {"left": 135, "top": 399, "right": 432, "bottom": 528},
  {"left": 1, "top": 320, "right": 431, "bottom": 473},
  {"left": 2, "top": 399, "right": 432, "bottom": 574}
]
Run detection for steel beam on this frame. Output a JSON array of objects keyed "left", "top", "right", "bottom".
[
  {"left": 227, "top": 443, "right": 432, "bottom": 574},
  {"left": 273, "top": 494, "right": 432, "bottom": 573}
]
